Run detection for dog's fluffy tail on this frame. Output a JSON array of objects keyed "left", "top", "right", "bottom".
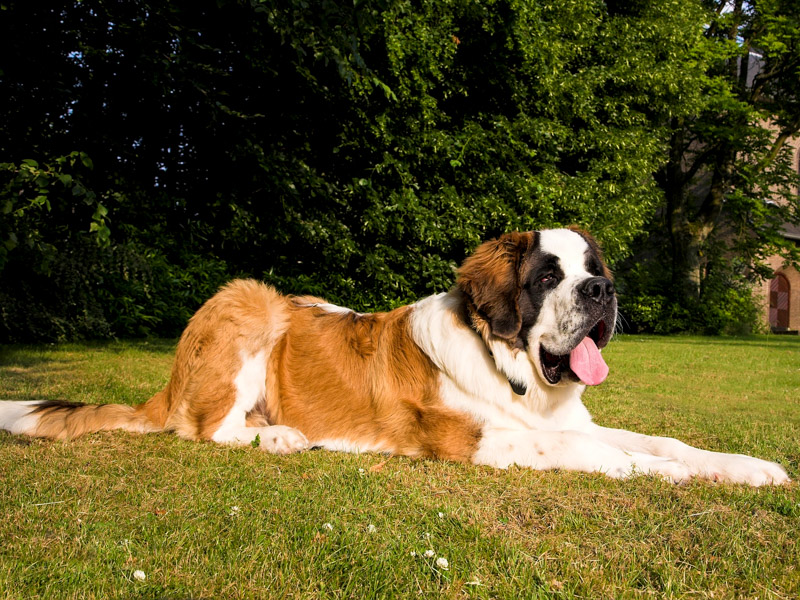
[{"left": 0, "top": 398, "right": 162, "bottom": 440}]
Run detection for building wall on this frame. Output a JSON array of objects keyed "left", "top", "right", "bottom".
[
  {"left": 760, "top": 256, "right": 800, "bottom": 332},
  {"left": 759, "top": 136, "right": 800, "bottom": 333}
]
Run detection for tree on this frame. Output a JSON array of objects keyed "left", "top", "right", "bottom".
[
  {"left": 1, "top": 0, "right": 714, "bottom": 341},
  {"left": 625, "top": 0, "right": 800, "bottom": 333}
]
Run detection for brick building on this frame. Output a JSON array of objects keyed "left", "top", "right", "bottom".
[
  {"left": 761, "top": 225, "right": 800, "bottom": 333},
  {"left": 759, "top": 138, "right": 800, "bottom": 334}
]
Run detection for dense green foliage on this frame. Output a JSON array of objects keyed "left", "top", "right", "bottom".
[
  {"left": 1, "top": 0, "right": 797, "bottom": 340},
  {"left": 619, "top": 0, "right": 800, "bottom": 334}
]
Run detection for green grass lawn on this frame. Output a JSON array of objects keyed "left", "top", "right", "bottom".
[{"left": 1, "top": 335, "right": 799, "bottom": 599}]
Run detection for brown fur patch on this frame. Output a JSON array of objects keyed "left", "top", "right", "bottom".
[
  {"left": 19, "top": 278, "right": 484, "bottom": 461},
  {"left": 32, "top": 400, "right": 153, "bottom": 440},
  {"left": 158, "top": 279, "right": 291, "bottom": 440},
  {"left": 456, "top": 232, "right": 536, "bottom": 342},
  {"left": 262, "top": 303, "right": 481, "bottom": 461},
  {"left": 128, "top": 279, "right": 483, "bottom": 461}
]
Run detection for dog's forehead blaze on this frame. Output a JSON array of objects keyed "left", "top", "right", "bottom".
[
  {"left": 536, "top": 229, "right": 592, "bottom": 276},
  {"left": 568, "top": 226, "right": 613, "bottom": 280}
]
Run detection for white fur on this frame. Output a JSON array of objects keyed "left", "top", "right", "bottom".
[
  {"left": 588, "top": 425, "right": 790, "bottom": 486},
  {"left": 0, "top": 400, "right": 43, "bottom": 436},
  {"left": 310, "top": 439, "right": 393, "bottom": 454},
  {"left": 210, "top": 350, "right": 307, "bottom": 453},
  {"left": 474, "top": 428, "right": 692, "bottom": 482},
  {"left": 211, "top": 349, "right": 266, "bottom": 444},
  {"left": 411, "top": 291, "right": 593, "bottom": 431},
  {"left": 212, "top": 421, "right": 309, "bottom": 453},
  {"left": 214, "top": 424, "right": 309, "bottom": 454},
  {"left": 410, "top": 293, "right": 516, "bottom": 410},
  {"left": 538, "top": 229, "right": 591, "bottom": 275},
  {"left": 485, "top": 337, "right": 536, "bottom": 395},
  {"left": 296, "top": 301, "right": 359, "bottom": 315}
]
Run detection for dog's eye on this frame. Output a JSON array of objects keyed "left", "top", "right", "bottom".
[{"left": 539, "top": 274, "right": 555, "bottom": 283}]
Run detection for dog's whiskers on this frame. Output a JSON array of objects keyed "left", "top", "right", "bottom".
[{"left": 615, "top": 312, "right": 628, "bottom": 334}]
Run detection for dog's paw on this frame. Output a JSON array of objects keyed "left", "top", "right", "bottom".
[
  {"left": 258, "top": 426, "right": 309, "bottom": 455},
  {"left": 704, "top": 455, "right": 790, "bottom": 487}
]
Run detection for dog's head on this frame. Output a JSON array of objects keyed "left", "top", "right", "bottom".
[{"left": 457, "top": 228, "right": 616, "bottom": 392}]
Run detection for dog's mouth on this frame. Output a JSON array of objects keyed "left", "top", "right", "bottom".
[{"left": 539, "top": 320, "right": 608, "bottom": 386}]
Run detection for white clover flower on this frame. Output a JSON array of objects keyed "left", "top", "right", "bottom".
[
  {"left": 323, "top": 522, "right": 333, "bottom": 531},
  {"left": 435, "top": 557, "right": 449, "bottom": 570},
  {"left": 228, "top": 506, "right": 240, "bottom": 517},
  {"left": 358, "top": 468, "right": 365, "bottom": 474},
  {"left": 437, "top": 512, "right": 444, "bottom": 518},
  {"left": 133, "top": 570, "right": 146, "bottom": 581},
  {"left": 367, "top": 524, "right": 377, "bottom": 533},
  {"left": 410, "top": 551, "right": 417, "bottom": 557},
  {"left": 423, "top": 549, "right": 435, "bottom": 558}
]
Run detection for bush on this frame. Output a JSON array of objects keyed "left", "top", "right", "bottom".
[
  {"left": 0, "top": 239, "right": 230, "bottom": 342},
  {"left": 0, "top": 0, "right": 716, "bottom": 340},
  {"left": 616, "top": 262, "right": 764, "bottom": 335}
]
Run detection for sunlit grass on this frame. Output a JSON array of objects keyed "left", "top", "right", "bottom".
[{"left": 1, "top": 335, "right": 799, "bottom": 599}]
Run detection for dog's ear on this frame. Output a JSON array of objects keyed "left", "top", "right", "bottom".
[{"left": 456, "top": 232, "right": 535, "bottom": 341}]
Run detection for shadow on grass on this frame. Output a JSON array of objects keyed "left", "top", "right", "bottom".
[
  {"left": 0, "top": 338, "right": 177, "bottom": 366},
  {"left": 0, "top": 357, "right": 90, "bottom": 402},
  {"left": 0, "top": 339, "right": 176, "bottom": 402}
]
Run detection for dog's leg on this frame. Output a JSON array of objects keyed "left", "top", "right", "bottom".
[
  {"left": 192, "top": 349, "right": 308, "bottom": 455},
  {"left": 587, "top": 425, "right": 790, "bottom": 486},
  {"left": 473, "top": 427, "right": 692, "bottom": 482}
]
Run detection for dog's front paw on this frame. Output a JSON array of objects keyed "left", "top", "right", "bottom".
[
  {"left": 704, "top": 454, "right": 790, "bottom": 487},
  {"left": 259, "top": 425, "right": 309, "bottom": 455}
]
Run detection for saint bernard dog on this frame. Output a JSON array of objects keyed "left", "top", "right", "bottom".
[{"left": 0, "top": 228, "right": 790, "bottom": 486}]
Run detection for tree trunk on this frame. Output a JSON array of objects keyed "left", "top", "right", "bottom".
[{"left": 667, "top": 144, "right": 734, "bottom": 300}]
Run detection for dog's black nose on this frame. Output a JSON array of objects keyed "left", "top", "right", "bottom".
[{"left": 579, "top": 277, "right": 615, "bottom": 305}]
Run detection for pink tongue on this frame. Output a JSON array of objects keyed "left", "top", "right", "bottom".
[{"left": 569, "top": 337, "right": 609, "bottom": 386}]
